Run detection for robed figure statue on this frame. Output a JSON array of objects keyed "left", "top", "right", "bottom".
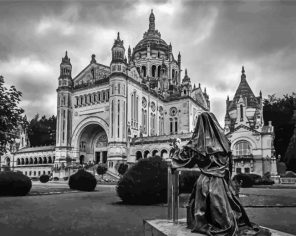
[{"left": 170, "top": 112, "right": 270, "bottom": 236}]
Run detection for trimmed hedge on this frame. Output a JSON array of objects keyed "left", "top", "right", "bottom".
[
  {"left": 39, "top": 174, "right": 50, "bottom": 183},
  {"left": 232, "top": 173, "right": 275, "bottom": 187},
  {"left": 0, "top": 171, "right": 32, "bottom": 196},
  {"left": 116, "top": 156, "right": 167, "bottom": 205},
  {"left": 232, "top": 174, "right": 254, "bottom": 188},
  {"left": 179, "top": 171, "right": 200, "bottom": 194},
  {"left": 96, "top": 164, "right": 107, "bottom": 176},
  {"left": 118, "top": 163, "right": 128, "bottom": 175},
  {"left": 69, "top": 170, "right": 97, "bottom": 191}
]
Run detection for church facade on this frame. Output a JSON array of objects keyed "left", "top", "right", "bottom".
[
  {"left": 53, "top": 10, "right": 210, "bottom": 177},
  {"left": 224, "top": 67, "right": 277, "bottom": 177}
]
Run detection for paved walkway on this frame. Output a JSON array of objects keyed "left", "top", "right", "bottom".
[{"left": 0, "top": 185, "right": 295, "bottom": 236}]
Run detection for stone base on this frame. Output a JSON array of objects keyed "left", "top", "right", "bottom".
[{"left": 143, "top": 219, "right": 295, "bottom": 236}]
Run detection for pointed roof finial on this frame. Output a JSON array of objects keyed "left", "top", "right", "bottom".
[
  {"left": 198, "top": 83, "right": 201, "bottom": 88},
  {"left": 149, "top": 9, "right": 155, "bottom": 31},
  {"left": 241, "top": 65, "right": 246, "bottom": 80},
  {"left": 260, "top": 90, "right": 262, "bottom": 97},
  {"left": 117, "top": 32, "right": 120, "bottom": 40},
  {"left": 185, "top": 68, "right": 188, "bottom": 76}
]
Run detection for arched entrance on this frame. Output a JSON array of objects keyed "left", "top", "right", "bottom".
[{"left": 78, "top": 124, "right": 108, "bottom": 165}]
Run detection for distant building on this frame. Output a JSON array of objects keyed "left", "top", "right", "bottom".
[{"left": 224, "top": 66, "right": 277, "bottom": 177}]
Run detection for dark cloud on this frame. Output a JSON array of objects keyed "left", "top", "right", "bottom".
[{"left": 0, "top": 0, "right": 295, "bottom": 125}]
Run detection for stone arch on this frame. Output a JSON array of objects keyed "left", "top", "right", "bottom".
[
  {"left": 161, "top": 149, "right": 168, "bottom": 158},
  {"left": 43, "top": 156, "right": 47, "bottom": 164},
  {"left": 38, "top": 157, "right": 43, "bottom": 164},
  {"left": 34, "top": 157, "right": 38, "bottom": 164},
  {"left": 25, "top": 158, "right": 29, "bottom": 165},
  {"left": 72, "top": 116, "right": 109, "bottom": 149},
  {"left": 231, "top": 136, "right": 257, "bottom": 151},
  {"left": 152, "top": 149, "right": 159, "bottom": 157},
  {"left": 136, "top": 151, "right": 142, "bottom": 160},
  {"left": 144, "top": 150, "right": 150, "bottom": 158},
  {"left": 29, "top": 158, "right": 33, "bottom": 164},
  {"left": 48, "top": 156, "right": 52, "bottom": 163}
]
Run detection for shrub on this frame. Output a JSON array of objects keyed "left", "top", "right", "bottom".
[
  {"left": 31, "top": 177, "right": 39, "bottom": 181},
  {"left": 117, "top": 163, "right": 128, "bottom": 175},
  {"left": 179, "top": 171, "right": 200, "bottom": 194},
  {"left": 96, "top": 164, "right": 107, "bottom": 177},
  {"left": 69, "top": 170, "right": 97, "bottom": 191},
  {"left": 53, "top": 177, "right": 59, "bottom": 181},
  {"left": 232, "top": 174, "right": 254, "bottom": 188},
  {"left": 39, "top": 174, "right": 50, "bottom": 183},
  {"left": 116, "top": 156, "right": 168, "bottom": 205},
  {"left": 63, "top": 176, "right": 69, "bottom": 181},
  {"left": 282, "top": 171, "right": 296, "bottom": 178},
  {"left": 0, "top": 171, "right": 32, "bottom": 196}
]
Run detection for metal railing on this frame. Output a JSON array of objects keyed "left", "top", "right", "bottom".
[{"left": 167, "top": 165, "right": 200, "bottom": 224}]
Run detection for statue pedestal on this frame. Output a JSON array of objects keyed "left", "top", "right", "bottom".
[{"left": 143, "top": 219, "right": 295, "bottom": 236}]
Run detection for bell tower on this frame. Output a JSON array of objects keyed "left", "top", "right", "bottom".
[
  {"left": 55, "top": 51, "right": 73, "bottom": 165},
  {"left": 108, "top": 33, "right": 128, "bottom": 171}
]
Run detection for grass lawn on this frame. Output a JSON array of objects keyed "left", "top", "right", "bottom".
[{"left": 0, "top": 184, "right": 295, "bottom": 236}]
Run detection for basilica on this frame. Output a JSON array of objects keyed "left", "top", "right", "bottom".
[{"left": 1, "top": 10, "right": 277, "bottom": 179}]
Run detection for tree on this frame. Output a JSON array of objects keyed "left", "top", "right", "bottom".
[
  {"left": 263, "top": 93, "right": 296, "bottom": 159},
  {"left": 0, "top": 75, "right": 24, "bottom": 155},
  {"left": 96, "top": 164, "right": 107, "bottom": 178},
  {"left": 28, "top": 114, "right": 56, "bottom": 146}
]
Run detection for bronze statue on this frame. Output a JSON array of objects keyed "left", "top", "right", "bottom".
[{"left": 170, "top": 112, "right": 270, "bottom": 235}]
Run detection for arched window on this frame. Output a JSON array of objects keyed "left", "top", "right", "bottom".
[
  {"left": 30, "top": 158, "right": 33, "bottom": 164},
  {"left": 234, "top": 141, "right": 252, "bottom": 156},
  {"left": 144, "top": 150, "right": 150, "bottom": 158},
  {"left": 240, "top": 105, "right": 244, "bottom": 120},
  {"left": 152, "top": 65, "right": 156, "bottom": 77},
  {"left": 17, "top": 158, "right": 20, "bottom": 165},
  {"left": 172, "top": 69, "right": 175, "bottom": 80},
  {"left": 123, "top": 101, "right": 126, "bottom": 138},
  {"left": 152, "top": 150, "right": 158, "bottom": 156},
  {"left": 34, "top": 157, "right": 38, "bottom": 164},
  {"left": 131, "top": 94, "right": 134, "bottom": 124},
  {"left": 43, "top": 156, "right": 47, "bottom": 164},
  {"left": 118, "top": 99, "right": 120, "bottom": 138},
  {"left": 141, "top": 66, "right": 146, "bottom": 77},
  {"left": 118, "top": 83, "right": 121, "bottom": 94},
  {"left": 136, "top": 151, "right": 142, "bottom": 160},
  {"left": 174, "top": 117, "right": 178, "bottom": 133},
  {"left": 111, "top": 100, "right": 114, "bottom": 138},
  {"left": 21, "top": 158, "right": 24, "bottom": 165},
  {"left": 25, "top": 158, "right": 29, "bottom": 165},
  {"left": 170, "top": 118, "right": 173, "bottom": 134},
  {"left": 161, "top": 149, "right": 168, "bottom": 158},
  {"left": 157, "top": 66, "right": 161, "bottom": 77},
  {"left": 38, "top": 157, "right": 43, "bottom": 164},
  {"left": 48, "top": 156, "right": 52, "bottom": 163}
]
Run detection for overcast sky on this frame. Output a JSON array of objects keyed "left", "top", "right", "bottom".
[{"left": 0, "top": 0, "right": 295, "bottom": 125}]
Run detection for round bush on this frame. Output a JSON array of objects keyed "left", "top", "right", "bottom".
[
  {"left": 232, "top": 174, "right": 254, "bottom": 188},
  {"left": 96, "top": 164, "right": 107, "bottom": 176},
  {"left": 53, "top": 177, "right": 59, "bottom": 181},
  {"left": 69, "top": 170, "right": 97, "bottom": 191},
  {"left": 179, "top": 171, "right": 201, "bottom": 194},
  {"left": 39, "top": 174, "right": 50, "bottom": 183},
  {"left": 117, "top": 163, "right": 128, "bottom": 175},
  {"left": 63, "top": 176, "right": 69, "bottom": 181},
  {"left": 0, "top": 171, "right": 32, "bottom": 196},
  {"left": 116, "top": 156, "right": 168, "bottom": 205}
]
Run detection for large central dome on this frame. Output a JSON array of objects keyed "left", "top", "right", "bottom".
[{"left": 133, "top": 10, "right": 169, "bottom": 56}]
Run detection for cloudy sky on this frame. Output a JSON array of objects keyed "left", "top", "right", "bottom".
[{"left": 0, "top": 0, "right": 295, "bottom": 125}]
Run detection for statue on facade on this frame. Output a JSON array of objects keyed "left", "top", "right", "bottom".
[{"left": 170, "top": 112, "right": 270, "bottom": 235}]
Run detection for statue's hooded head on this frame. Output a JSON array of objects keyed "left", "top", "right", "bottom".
[{"left": 186, "top": 112, "right": 231, "bottom": 156}]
